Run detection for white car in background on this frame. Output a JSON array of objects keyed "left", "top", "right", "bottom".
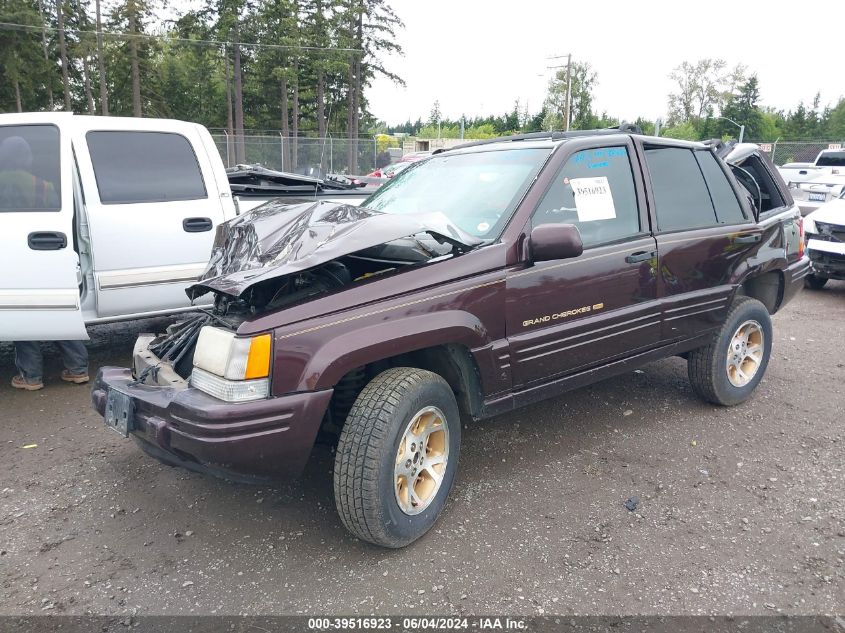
[
  {"left": 779, "top": 148, "right": 845, "bottom": 185},
  {"left": 789, "top": 172, "right": 845, "bottom": 216},
  {"left": 803, "top": 189, "right": 845, "bottom": 289}
]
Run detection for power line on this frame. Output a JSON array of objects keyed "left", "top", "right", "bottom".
[{"left": 0, "top": 21, "right": 363, "bottom": 53}]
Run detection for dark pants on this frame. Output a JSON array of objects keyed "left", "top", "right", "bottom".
[{"left": 14, "top": 341, "right": 88, "bottom": 383}]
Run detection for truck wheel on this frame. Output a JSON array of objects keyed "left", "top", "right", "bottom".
[
  {"left": 687, "top": 297, "right": 772, "bottom": 406},
  {"left": 333, "top": 367, "right": 461, "bottom": 548},
  {"left": 804, "top": 274, "right": 828, "bottom": 290}
]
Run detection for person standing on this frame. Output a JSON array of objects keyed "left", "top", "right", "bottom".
[{"left": 11, "top": 341, "right": 89, "bottom": 391}]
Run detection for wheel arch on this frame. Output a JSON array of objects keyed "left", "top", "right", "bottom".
[{"left": 735, "top": 269, "right": 784, "bottom": 314}]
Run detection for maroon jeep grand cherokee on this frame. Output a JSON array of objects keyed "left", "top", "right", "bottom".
[{"left": 93, "top": 128, "right": 809, "bottom": 548}]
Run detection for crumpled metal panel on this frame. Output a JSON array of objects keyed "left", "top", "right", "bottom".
[{"left": 186, "top": 198, "right": 480, "bottom": 299}]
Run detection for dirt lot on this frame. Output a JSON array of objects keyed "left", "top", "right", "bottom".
[{"left": 1, "top": 286, "right": 843, "bottom": 617}]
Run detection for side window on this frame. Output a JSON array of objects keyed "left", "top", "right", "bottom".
[
  {"left": 0, "top": 124, "right": 61, "bottom": 212},
  {"left": 695, "top": 150, "right": 746, "bottom": 224},
  {"left": 533, "top": 146, "right": 640, "bottom": 248},
  {"left": 645, "top": 147, "right": 717, "bottom": 232},
  {"left": 86, "top": 131, "right": 207, "bottom": 204}
]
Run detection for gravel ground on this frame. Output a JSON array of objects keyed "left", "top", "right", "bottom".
[{"left": 0, "top": 286, "right": 843, "bottom": 617}]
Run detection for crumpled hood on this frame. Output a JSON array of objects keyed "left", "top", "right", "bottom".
[{"left": 187, "top": 199, "right": 481, "bottom": 299}]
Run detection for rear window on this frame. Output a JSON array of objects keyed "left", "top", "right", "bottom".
[
  {"left": 816, "top": 151, "right": 845, "bottom": 167},
  {"left": 694, "top": 150, "right": 746, "bottom": 224},
  {"left": 645, "top": 147, "right": 717, "bottom": 232},
  {"left": 86, "top": 131, "right": 207, "bottom": 204},
  {"left": 0, "top": 124, "right": 61, "bottom": 212}
]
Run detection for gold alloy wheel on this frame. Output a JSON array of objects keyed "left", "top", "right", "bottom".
[
  {"left": 726, "top": 319, "right": 765, "bottom": 388},
  {"left": 394, "top": 406, "right": 450, "bottom": 515}
]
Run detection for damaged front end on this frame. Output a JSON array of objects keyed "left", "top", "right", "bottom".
[{"left": 132, "top": 199, "right": 481, "bottom": 390}]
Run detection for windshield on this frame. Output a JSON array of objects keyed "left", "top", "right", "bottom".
[
  {"left": 817, "top": 151, "right": 845, "bottom": 167},
  {"left": 362, "top": 147, "right": 551, "bottom": 238}
]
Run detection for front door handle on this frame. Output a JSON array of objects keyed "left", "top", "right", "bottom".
[
  {"left": 183, "top": 217, "right": 213, "bottom": 233},
  {"left": 625, "top": 249, "right": 656, "bottom": 264},
  {"left": 28, "top": 231, "right": 67, "bottom": 250},
  {"left": 733, "top": 233, "right": 762, "bottom": 244}
]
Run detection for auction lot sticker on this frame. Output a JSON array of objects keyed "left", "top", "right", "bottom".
[{"left": 570, "top": 176, "right": 616, "bottom": 222}]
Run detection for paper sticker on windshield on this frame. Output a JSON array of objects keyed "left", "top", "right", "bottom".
[{"left": 570, "top": 176, "right": 616, "bottom": 222}]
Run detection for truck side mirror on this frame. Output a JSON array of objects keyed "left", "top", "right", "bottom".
[{"left": 529, "top": 223, "right": 584, "bottom": 262}]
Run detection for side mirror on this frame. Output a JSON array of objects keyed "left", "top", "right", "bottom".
[{"left": 529, "top": 223, "right": 584, "bottom": 262}]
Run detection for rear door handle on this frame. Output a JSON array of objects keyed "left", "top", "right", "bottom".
[
  {"left": 28, "top": 231, "right": 67, "bottom": 250},
  {"left": 625, "top": 250, "right": 656, "bottom": 264},
  {"left": 183, "top": 217, "right": 213, "bottom": 233},
  {"left": 733, "top": 233, "right": 762, "bottom": 244}
]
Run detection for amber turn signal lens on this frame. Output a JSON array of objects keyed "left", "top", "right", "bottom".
[{"left": 244, "top": 333, "right": 272, "bottom": 379}]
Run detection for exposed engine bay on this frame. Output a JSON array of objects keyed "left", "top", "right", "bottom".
[
  {"left": 132, "top": 199, "right": 480, "bottom": 385},
  {"left": 210, "top": 234, "right": 455, "bottom": 319}
]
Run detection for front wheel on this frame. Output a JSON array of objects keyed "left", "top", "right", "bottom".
[
  {"left": 333, "top": 367, "right": 461, "bottom": 548},
  {"left": 805, "top": 274, "right": 828, "bottom": 290},
  {"left": 687, "top": 297, "right": 773, "bottom": 406}
]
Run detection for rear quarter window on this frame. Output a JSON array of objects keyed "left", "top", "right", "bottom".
[
  {"left": 0, "top": 124, "right": 61, "bottom": 212},
  {"left": 645, "top": 147, "right": 717, "bottom": 232},
  {"left": 86, "top": 131, "right": 207, "bottom": 204},
  {"left": 695, "top": 150, "right": 746, "bottom": 224}
]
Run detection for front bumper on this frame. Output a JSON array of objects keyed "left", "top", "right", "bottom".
[
  {"left": 92, "top": 367, "right": 333, "bottom": 483},
  {"left": 807, "top": 238, "right": 845, "bottom": 279}
]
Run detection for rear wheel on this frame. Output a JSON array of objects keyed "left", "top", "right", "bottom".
[
  {"left": 687, "top": 297, "right": 773, "bottom": 406},
  {"left": 333, "top": 367, "right": 460, "bottom": 548},
  {"left": 805, "top": 274, "right": 828, "bottom": 290}
]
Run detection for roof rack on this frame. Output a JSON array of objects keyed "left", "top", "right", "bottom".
[{"left": 442, "top": 123, "right": 643, "bottom": 152}]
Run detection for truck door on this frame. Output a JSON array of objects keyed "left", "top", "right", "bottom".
[
  {"left": 0, "top": 115, "right": 88, "bottom": 341},
  {"left": 506, "top": 140, "right": 660, "bottom": 387},
  {"left": 72, "top": 119, "right": 226, "bottom": 319}
]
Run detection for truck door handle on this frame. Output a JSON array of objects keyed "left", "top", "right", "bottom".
[
  {"left": 625, "top": 250, "right": 656, "bottom": 264},
  {"left": 733, "top": 233, "right": 762, "bottom": 244},
  {"left": 28, "top": 231, "right": 67, "bottom": 250},
  {"left": 183, "top": 217, "right": 213, "bottom": 233}
]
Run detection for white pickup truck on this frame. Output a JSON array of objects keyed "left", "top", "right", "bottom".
[
  {"left": 777, "top": 148, "right": 845, "bottom": 216},
  {"left": 0, "top": 113, "right": 367, "bottom": 341},
  {"left": 778, "top": 147, "right": 845, "bottom": 184}
]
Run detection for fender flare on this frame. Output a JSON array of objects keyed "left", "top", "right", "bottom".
[{"left": 298, "top": 311, "right": 489, "bottom": 392}]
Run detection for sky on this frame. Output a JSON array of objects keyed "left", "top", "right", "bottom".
[{"left": 367, "top": 0, "right": 845, "bottom": 126}]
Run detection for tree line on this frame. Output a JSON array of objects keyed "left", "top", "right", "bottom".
[
  {"left": 0, "top": 0, "right": 403, "bottom": 172},
  {"left": 3, "top": 0, "right": 844, "bottom": 172},
  {"left": 385, "top": 59, "right": 845, "bottom": 143}
]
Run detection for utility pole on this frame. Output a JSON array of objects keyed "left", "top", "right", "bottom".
[
  {"left": 548, "top": 53, "right": 573, "bottom": 131},
  {"left": 95, "top": 0, "right": 108, "bottom": 115},
  {"left": 564, "top": 53, "right": 572, "bottom": 132}
]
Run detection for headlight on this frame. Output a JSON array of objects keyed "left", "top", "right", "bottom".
[{"left": 191, "top": 326, "right": 272, "bottom": 402}]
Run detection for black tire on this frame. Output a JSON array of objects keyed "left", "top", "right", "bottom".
[
  {"left": 333, "top": 367, "right": 461, "bottom": 548},
  {"left": 804, "top": 274, "right": 828, "bottom": 290},
  {"left": 687, "top": 296, "right": 773, "bottom": 406}
]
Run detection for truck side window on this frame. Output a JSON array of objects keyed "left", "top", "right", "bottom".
[
  {"left": 532, "top": 146, "right": 640, "bottom": 248},
  {"left": 0, "top": 124, "right": 61, "bottom": 212},
  {"left": 695, "top": 150, "right": 746, "bottom": 224},
  {"left": 645, "top": 147, "right": 718, "bottom": 232},
  {"left": 86, "top": 131, "right": 207, "bottom": 204}
]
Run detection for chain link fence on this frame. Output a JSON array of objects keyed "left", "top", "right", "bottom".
[
  {"left": 753, "top": 141, "right": 843, "bottom": 166},
  {"left": 211, "top": 134, "right": 378, "bottom": 176}
]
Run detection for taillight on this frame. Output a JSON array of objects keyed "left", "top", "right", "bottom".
[{"left": 798, "top": 216, "right": 805, "bottom": 257}]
